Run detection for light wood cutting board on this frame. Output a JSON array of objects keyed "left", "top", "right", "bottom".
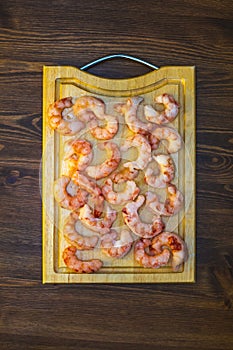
[{"left": 42, "top": 65, "right": 195, "bottom": 283}]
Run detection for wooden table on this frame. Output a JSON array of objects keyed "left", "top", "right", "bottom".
[{"left": 0, "top": 1, "right": 232, "bottom": 349}]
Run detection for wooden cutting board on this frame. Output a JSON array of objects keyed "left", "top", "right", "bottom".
[{"left": 42, "top": 65, "right": 195, "bottom": 283}]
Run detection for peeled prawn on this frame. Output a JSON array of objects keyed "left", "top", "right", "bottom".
[
  {"left": 102, "top": 178, "right": 140, "bottom": 205},
  {"left": 85, "top": 141, "right": 121, "bottom": 180},
  {"left": 144, "top": 93, "right": 179, "bottom": 124},
  {"left": 73, "top": 96, "right": 107, "bottom": 120},
  {"left": 144, "top": 154, "right": 175, "bottom": 188},
  {"left": 146, "top": 184, "right": 183, "bottom": 216},
  {"left": 89, "top": 116, "right": 118, "bottom": 140},
  {"left": 48, "top": 97, "right": 86, "bottom": 136},
  {"left": 111, "top": 167, "right": 139, "bottom": 184},
  {"left": 134, "top": 238, "right": 170, "bottom": 269},
  {"left": 115, "top": 96, "right": 152, "bottom": 134},
  {"left": 151, "top": 232, "right": 188, "bottom": 271},
  {"left": 121, "top": 134, "right": 152, "bottom": 171},
  {"left": 63, "top": 246, "right": 102, "bottom": 273},
  {"left": 64, "top": 139, "right": 93, "bottom": 175},
  {"left": 54, "top": 175, "right": 88, "bottom": 211},
  {"left": 73, "top": 95, "right": 118, "bottom": 140},
  {"left": 149, "top": 126, "right": 182, "bottom": 154},
  {"left": 101, "top": 229, "right": 133, "bottom": 258},
  {"left": 72, "top": 171, "right": 104, "bottom": 217},
  {"left": 78, "top": 204, "right": 117, "bottom": 234},
  {"left": 63, "top": 212, "right": 98, "bottom": 250},
  {"left": 122, "top": 195, "right": 164, "bottom": 238}
]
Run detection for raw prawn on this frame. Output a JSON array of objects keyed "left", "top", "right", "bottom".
[
  {"left": 101, "top": 229, "right": 133, "bottom": 258},
  {"left": 144, "top": 154, "right": 175, "bottom": 188},
  {"left": 73, "top": 95, "right": 118, "bottom": 140},
  {"left": 72, "top": 171, "right": 104, "bottom": 217},
  {"left": 149, "top": 126, "right": 182, "bottom": 154},
  {"left": 144, "top": 93, "right": 179, "bottom": 124},
  {"left": 151, "top": 232, "right": 188, "bottom": 271},
  {"left": 122, "top": 195, "right": 164, "bottom": 238},
  {"left": 145, "top": 184, "right": 183, "bottom": 216},
  {"left": 111, "top": 167, "right": 139, "bottom": 184},
  {"left": 48, "top": 97, "right": 85, "bottom": 136},
  {"left": 54, "top": 175, "right": 88, "bottom": 211},
  {"left": 78, "top": 204, "right": 117, "bottom": 234},
  {"left": 115, "top": 96, "right": 152, "bottom": 134},
  {"left": 63, "top": 246, "right": 102, "bottom": 273},
  {"left": 63, "top": 212, "right": 99, "bottom": 250},
  {"left": 89, "top": 116, "right": 118, "bottom": 140},
  {"left": 64, "top": 139, "right": 93, "bottom": 175},
  {"left": 85, "top": 141, "right": 121, "bottom": 180},
  {"left": 121, "top": 134, "right": 152, "bottom": 171},
  {"left": 134, "top": 238, "right": 170, "bottom": 268},
  {"left": 73, "top": 96, "right": 107, "bottom": 119},
  {"left": 102, "top": 178, "right": 140, "bottom": 205}
]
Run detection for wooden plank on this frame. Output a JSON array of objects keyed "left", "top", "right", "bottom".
[{"left": 42, "top": 65, "right": 195, "bottom": 283}]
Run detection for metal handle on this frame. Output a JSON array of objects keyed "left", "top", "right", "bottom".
[{"left": 80, "top": 54, "right": 159, "bottom": 71}]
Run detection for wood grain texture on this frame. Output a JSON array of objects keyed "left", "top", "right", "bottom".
[{"left": 0, "top": 0, "right": 233, "bottom": 349}]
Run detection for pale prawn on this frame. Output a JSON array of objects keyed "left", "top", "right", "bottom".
[
  {"left": 149, "top": 126, "right": 182, "bottom": 154},
  {"left": 48, "top": 97, "right": 86, "bottom": 136},
  {"left": 151, "top": 232, "right": 189, "bottom": 271},
  {"left": 144, "top": 93, "right": 179, "bottom": 124},
  {"left": 121, "top": 134, "right": 152, "bottom": 171},
  {"left": 122, "top": 195, "right": 164, "bottom": 238},
  {"left": 72, "top": 96, "right": 106, "bottom": 119},
  {"left": 111, "top": 167, "right": 139, "bottom": 184},
  {"left": 73, "top": 95, "right": 118, "bottom": 140},
  {"left": 115, "top": 96, "right": 152, "bottom": 134},
  {"left": 134, "top": 238, "right": 170, "bottom": 269},
  {"left": 78, "top": 204, "right": 117, "bottom": 234},
  {"left": 144, "top": 154, "right": 175, "bottom": 188},
  {"left": 101, "top": 229, "right": 133, "bottom": 258},
  {"left": 85, "top": 141, "right": 121, "bottom": 180},
  {"left": 102, "top": 178, "right": 140, "bottom": 205},
  {"left": 63, "top": 212, "right": 99, "bottom": 250},
  {"left": 63, "top": 246, "right": 103, "bottom": 273},
  {"left": 54, "top": 175, "right": 88, "bottom": 211},
  {"left": 64, "top": 139, "right": 93, "bottom": 175},
  {"left": 89, "top": 116, "right": 118, "bottom": 140},
  {"left": 145, "top": 184, "right": 184, "bottom": 216},
  {"left": 71, "top": 171, "right": 104, "bottom": 217}
]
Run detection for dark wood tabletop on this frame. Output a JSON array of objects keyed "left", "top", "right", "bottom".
[{"left": 1, "top": 0, "right": 233, "bottom": 349}]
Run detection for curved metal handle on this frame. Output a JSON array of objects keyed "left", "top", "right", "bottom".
[{"left": 80, "top": 54, "right": 159, "bottom": 71}]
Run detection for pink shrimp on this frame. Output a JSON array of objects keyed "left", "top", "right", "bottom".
[
  {"left": 151, "top": 232, "right": 189, "bottom": 271},
  {"left": 48, "top": 97, "right": 85, "bottom": 136},
  {"left": 144, "top": 93, "right": 179, "bottom": 124},
  {"left": 63, "top": 139, "right": 93, "bottom": 175},
  {"left": 85, "top": 141, "right": 121, "bottom": 180},
  {"left": 63, "top": 212, "right": 99, "bottom": 250},
  {"left": 63, "top": 246, "right": 102, "bottom": 273},
  {"left": 146, "top": 184, "right": 183, "bottom": 216},
  {"left": 144, "top": 154, "right": 175, "bottom": 188},
  {"left": 115, "top": 96, "right": 152, "bottom": 134},
  {"left": 111, "top": 167, "right": 139, "bottom": 184},
  {"left": 134, "top": 238, "right": 170, "bottom": 268},
  {"left": 121, "top": 134, "right": 152, "bottom": 171},
  {"left": 73, "top": 96, "right": 118, "bottom": 140},
  {"left": 72, "top": 96, "right": 106, "bottom": 119},
  {"left": 78, "top": 204, "right": 117, "bottom": 234},
  {"left": 101, "top": 229, "right": 133, "bottom": 258},
  {"left": 149, "top": 126, "right": 182, "bottom": 154},
  {"left": 72, "top": 171, "right": 104, "bottom": 217},
  {"left": 54, "top": 175, "right": 88, "bottom": 211},
  {"left": 122, "top": 195, "right": 165, "bottom": 238},
  {"left": 102, "top": 178, "right": 140, "bottom": 205}
]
